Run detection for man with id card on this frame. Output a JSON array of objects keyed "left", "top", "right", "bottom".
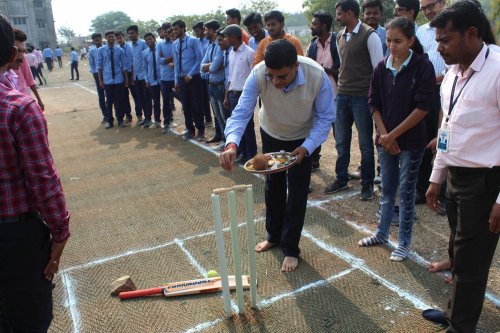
[{"left": 423, "top": 2, "right": 500, "bottom": 332}]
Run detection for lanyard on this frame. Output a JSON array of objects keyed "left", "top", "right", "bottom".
[{"left": 446, "top": 48, "right": 489, "bottom": 123}]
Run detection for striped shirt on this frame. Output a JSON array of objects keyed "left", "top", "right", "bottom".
[{"left": 416, "top": 23, "right": 446, "bottom": 77}]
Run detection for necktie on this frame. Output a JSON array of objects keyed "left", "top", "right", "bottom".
[
  {"left": 179, "top": 39, "right": 183, "bottom": 75},
  {"left": 210, "top": 43, "right": 215, "bottom": 61},
  {"left": 152, "top": 48, "right": 157, "bottom": 81},
  {"left": 110, "top": 47, "right": 115, "bottom": 79}
]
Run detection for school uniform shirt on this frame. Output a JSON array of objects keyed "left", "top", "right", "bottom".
[
  {"left": 198, "top": 37, "right": 210, "bottom": 79},
  {"left": 97, "top": 45, "right": 126, "bottom": 85},
  {"left": 201, "top": 41, "right": 225, "bottom": 84},
  {"left": 88, "top": 46, "right": 98, "bottom": 73},
  {"left": 157, "top": 39, "right": 175, "bottom": 82},
  {"left": 430, "top": 44, "right": 500, "bottom": 204},
  {"left": 375, "top": 25, "right": 387, "bottom": 55},
  {"left": 42, "top": 48, "right": 53, "bottom": 59},
  {"left": 129, "top": 39, "right": 148, "bottom": 80},
  {"left": 118, "top": 42, "right": 133, "bottom": 74},
  {"left": 54, "top": 48, "right": 63, "bottom": 57},
  {"left": 173, "top": 34, "right": 203, "bottom": 85},
  {"left": 70, "top": 51, "right": 78, "bottom": 63},
  {"left": 248, "top": 30, "right": 269, "bottom": 52},
  {"left": 228, "top": 43, "right": 254, "bottom": 92},
  {"left": 142, "top": 47, "right": 161, "bottom": 86},
  {"left": 368, "top": 51, "right": 436, "bottom": 150}
]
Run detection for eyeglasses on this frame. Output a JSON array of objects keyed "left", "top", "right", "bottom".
[
  {"left": 421, "top": 0, "right": 442, "bottom": 12},
  {"left": 393, "top": 6, "right": 408, "bottom": 14}
]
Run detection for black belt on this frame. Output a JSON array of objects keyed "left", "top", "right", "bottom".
[
  {"left": 228, "top": 90, "right": 242, "bottom": 95},
  {"left": 209, "top": 81, "right": 224, "bottom": 87}
]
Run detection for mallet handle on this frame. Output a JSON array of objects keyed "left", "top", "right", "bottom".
[{"left": 119, "top": 287, "right": 163, "bottom": 300}]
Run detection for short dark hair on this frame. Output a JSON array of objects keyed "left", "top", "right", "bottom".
[
  {"left": 335, "top": 0, "right": 361, "bottom": 18},
  {"left": 13, "top": 28, "right": 27, "bottom": 42},
  {"left": 395, "top": 0, "right": 420, "bottom": 20},
  {"left": 91, "top": 32, "right": 102, "bottom": 39},
  {"left": 264, "top": 40, "right": 297, "bottom": 69},
  {"left": 466, "top": 0, "right": 495, "bottom": 44},
  {"left": 386, "top": 17, "right": 424, "bottom": 54},
  {"left": 431, "top": 0, "right": 485, "bottom": 38},
  {"left": 226, "top": 8, "right": 241, "bottom": 22},
  {"left": 144, "top": 32, "right": 155, "bottom": 39},
  {"left": 71, "top": 47, "right": 75, "bottom": 51},
  {"left": 312, "top": 10, "right": 334, "bottom": 31},
  {"left": 362, "top": 0, "right": 383, "bottom": 13},
  {"left": 192, "top": 21, "right": 204, "bottom": 30},
  {"left": 156, "top": 27, "right": 162, "bottom": 33},
  {"left": 105, "top": 31, "right": 114, "bottom": 37},
  {"left": 243, "top": 12, "right": 263, "bottom": 28},
  {"left": 0, "top": 15, "right": 14, "bottom": 67},
  {"left": 161, "top": 22, "right": 171, "bottom": 30},
  {"left": 172, "top": 20, "right": 186, "bottom": 29},
  {"left": 216, "top": 27, "right": 225, "bottom": 37},
  {"left": 114, "top": 30, "right": 124, "bottom": 37},
  {"left": 264, "top": 10, "right": 285, "bottom": 23},
  {"left": 126, "top": 25, "right": 138, "bottom": 33},
  {"left": 204, "top": 20, "right": 221, "bottom": 31}
]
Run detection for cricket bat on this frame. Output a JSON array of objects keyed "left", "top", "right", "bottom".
[{"left": 119, "top": 275, "right": 251, "bottom": 300}]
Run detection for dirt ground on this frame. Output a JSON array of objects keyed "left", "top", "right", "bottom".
[{"left": 37, "top": 58, "right": 499, "bottom": 332}]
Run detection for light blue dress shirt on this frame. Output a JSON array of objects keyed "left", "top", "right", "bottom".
[
  {"left": 142, "top": 46, "right": 161, "bottom": 86},
  {"left": 97, "top": 45, "right": 126, "bottom": 85},
  {"left": 199, "top": 37, "right": 210, "bottom": 79},
  {"left": 42, "top": 48, "right": 53, "bottom": 58},
  {"left": 173, "top": 34, "right": 203, "bottom": 85},
  {"left": 118, "top": 42, "right": 133, "bottom": 73},
  {"left": 129, "top": 39, "right": 148, "bottom": 80},
  {"left": 375, "top": 25, "right": 387, "bottom": 55},
  {"left": 54, "top": 48, "right": 63, "bottom": 57},
  {"left": 88, "top": 46, "right": 98, "bottom": 73},
  {"left": 223, "top": 47, "right": 231, "bottom": 89},
  {"left": 225, "top": 64, "right": 336, "bottom": 154},
  {"left": 201, "top": 42, "right": 225, "bottom": 83},
  {"left": 157, "top": 39, "right": 175, "bottom": 82},
  {"left": 70, "top": 51, "right": 78, "bottom": 62},
  {"left": 248, "top": 30, "right": 269, "bottom": 51},
  {"left": 386, "top": 49, "right": 413, "bottom": 76}
]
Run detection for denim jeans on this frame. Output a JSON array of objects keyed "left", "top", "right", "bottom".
[
  {"left": 209, "top": 83, "right": 226, "bottom": 139},
  {"left": 160, "top": 80, "right": 174, "bottom": 126},
  {"left": 228, "top": 91, "right": 257, "bottom": 159},
  {"left": 334, "top": 94, "right": 375, "bottom": 185},
  {"left": 376, "top": 147, "right": 424, "bottom": 248}
]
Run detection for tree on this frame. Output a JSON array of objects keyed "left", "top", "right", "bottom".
[
  {"left": 241, "top": 0, "right": 278, "bottom": 16},
  {"left": 136, "top": 19, "right": 161, "bottom": 36},
  {"left": 89, "top": 11, "right": 134, "bottom": 35},
  {"left": 167, "top": 7, "right": 226, "bottom": 33},
  {"left": 58, "top": 26, "right": 75, "bottom": 45}
]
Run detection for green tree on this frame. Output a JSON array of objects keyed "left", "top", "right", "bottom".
[
  {"left": 490, "top": 0, "right": 500, "bottom": 37},
  {"left": 58, "top": 26, "right": 75, "bottom": 45},
  {"left": 136, "top": 19, "right": 161, "bottom": 36},
  {"left": 241, "top": 0, "right": 278, "bottom": 16},
  {"left": 167, "top": 7, "right": 226, "bottom": 33},
  {"left": 89, "top": 11, "right": 134, "bottom": 35},
  {"left": 285, "top": 12, "right": 308, "bottom": 27}
]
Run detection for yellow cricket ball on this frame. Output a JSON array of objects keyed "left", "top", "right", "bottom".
[{"left": 207, "top": 270, "right": 219, "bottom": 278}]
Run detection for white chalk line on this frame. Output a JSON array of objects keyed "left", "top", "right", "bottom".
[
  {"left": 309, "top": 199, "right": 500, "bottom": 307},
  {"left": 73, "top": 82, "right": 97, "bottom": 95},
  {"left": 61, "top": 272, "right": 81, "bottom": 333},
  {"left": 301, "top": 229, "right": 434, "bottom": 310},
  {"left": 182, "top": 319, "right": 224, "bottom": 333}
]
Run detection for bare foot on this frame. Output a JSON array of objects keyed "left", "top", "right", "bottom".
[
  {"left": 281, "top": 256, "right": 299, "bottom": 272},
  {"left": 428, "top": 260, "right": 452, "bottom": 273},
  {"left": 255, "top": 240, "right": 275, "bottom": 253}
]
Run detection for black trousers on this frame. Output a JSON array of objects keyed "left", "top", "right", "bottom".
[
  {"left": 201, "top": 78, "right": 212, "bottom": 123},
  {"left": 70, "top": 61, "right": 79, "bottom": 80},
  {"left": 444, "top": 167, "right": 499, "bottom": 333},
  {"left": 261, "top": 129, "right": 312, "bottom": 258},
  {"left": 104, "top": 83, "right": 125, "bottom": 123},
  {"left": 178, "top": 75, "right": 204, "bottom": 133},
  {"left": 0, "top": 213, "right": 53, "bottom": 333},
  {"left": 92, "top": 73, "right": 106, "bottom": 119}
]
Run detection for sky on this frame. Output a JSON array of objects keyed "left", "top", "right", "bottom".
[{"left": 52, "top": 0, "right": 306, "bottom": 36}]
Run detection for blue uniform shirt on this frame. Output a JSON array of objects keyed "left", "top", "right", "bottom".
[
  {"left": 88, "top": 46, "right": 98, "bottom": 73},
  {"left": 54, "top": 48, "right": 63, "bottom": 57},
  {"left": 142, "top": 46, "right": 161, "bottom": 86},
  {"left": 157, "top": 39, "right": 175, "bottom": 82},
  {"left": 173, "top": 34, "right": 203, "bottom": 85},
  {"left": 375, "top": 25, "right": 387, "bottom": 55},
  {"left": 129, "top": 39, "right": 148, "bottom": 80},
  {"left": 42, "top": 48, "right": 53, "bottom": 58},
  {"left": 248, "top": 30, "right": 269, "bottom": 51},
  {"left": 97, "top": 45, "right": 126, "bottom": 84},
  {"left": 70, "top": 51, "right": 78, "bottom": 62},
  {"left": 118, "top": 42, "right": 133, "bottom": 73},
  {"left": 198, "top": 37, "right": 210, "bottom": 79},
  {"left": 201, "top": 42, "right": 225, "bottom": 83}
]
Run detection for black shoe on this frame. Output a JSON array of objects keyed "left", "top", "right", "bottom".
[
  {"left": 196, "top": 132, "right": 206, "bottom": 141},
  {"left": 143, "top": 120, "right": 152, "bottom": 128},
  {"left": 415, "top": 191, "right": 426, "bottom": 205},
  {"left": 360, "top": 184, "right": 374, "bottom": 201},
  {"left": 206, "top": 136, "right": 222, "bottom": 144},
  {"left": 308, "top": 185, "right": 313, "bottom": 193},
  {"left": 101, "top": 118, "right": 106, "bottom": 124},
  {"left": 234, "top": 155, "right": 248, "bottom": 165},
  {"left": 137, "top": 119, "right": 146, "bottom": 126},
  {"left": 104, "top": 122, "right": 113, "bottom": 129},
  {"left": 182, "top": 131, "right": 194, "bottom": 140},
  {"left": 324, "top": 181, "right": 348, "bottom": 194},
  {"left": 422, "top": 309, "right": 448, "bottom": 327},
  {"left": 118, "top": 122, "right": 126, "bottom": 128},
  {"left": 161, "top": 127, "right": 170, "bottom": 134}
]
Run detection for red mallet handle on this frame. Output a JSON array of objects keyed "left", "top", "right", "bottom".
[{"left": 119, "top": 287, "right": 163, "bottom": 300}]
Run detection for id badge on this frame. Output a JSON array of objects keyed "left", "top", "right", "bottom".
[{"left": 437, "top": 128, "right": 450, "bottom": 153}]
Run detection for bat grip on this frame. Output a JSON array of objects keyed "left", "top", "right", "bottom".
[{"left": 119, "top": 287, "right": 163, "bottom": 300}]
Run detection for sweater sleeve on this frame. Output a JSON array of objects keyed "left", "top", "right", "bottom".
[
  {"left": 414, "top": 59, "right": 436, "bottom": 111},
  {"left": 368, "top": 61, "right": 384, "bottom": 112}
]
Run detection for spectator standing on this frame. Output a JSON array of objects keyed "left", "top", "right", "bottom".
[
  {"left": 54, "top": 45, "right": 63, "bottom": 68},
  {"left": 362, "top": 0, "right": 387, "bottom": 54},
  {"left": 226, "top": 8, "right": 250, "bottom": 45},
  {"left": 115, "top": 30, "right": 135, "bottom": 123},
  {"left": 193, "top": 21, "right": 213, "bottom": 127},
  {"left": 127, "top": 25, "right": 148, "bottom": 124},
  {"left": 70, "top": 47, "right": 79, "bottom": 80},
  {"left": 142, "top": 32, "right": 162, "bottom": 128},
  {"left": 42, "top": 45, "right": 53, "bottom": 72},
  {"left": 243, "top": 12, "right": 269, "bottom": 51},
  {"left": 158, "top": 23, "right": 176, "bottom": 133},
  {"left": 88, "top": 33, "right": 107, "bottom": 123}
]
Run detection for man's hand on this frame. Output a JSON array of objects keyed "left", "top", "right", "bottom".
[
  {"left": 184, "top": 75, "right": 191, "bottom": 83},
  {"left": 124, "top": 81, "right": 129, "bottom": 88},
  {"left": 175, "top": 84, "right": 180, "bottom": 92},
  {"left": 426, "top": 182, "right": 441, "bottom": 213},
  {"left": 219, "top": 145, "right": 237, "bottom": 171},
  {"left": 44, "top": 239, "right": 67, "bottom": 281},
  {"left": 291, "top": 146, "right": 308, "bottom": 164},
  {"left": 168, "top": 63, "right": 174, "bottom": 69},
  {"left": 38, "top": 101, "right": 45, "bottom": 111},
  {"left": 130, "top": 77, "right": 135, "bottom": 86},
  {"left": 489, "top": 203, "right": 500, "bottom": 233},
  {"left": 427, "top": 138, "right": 437, "bottom": 154},
  {"left": 378, "top": 133, "right": 396, "bottom": 152},
  {"left": 202, "top": 64, "right": 210, "bottom": 72},
  {"left": 99, "top": 81, "right": 104, "bottom": 89},
  {"left": 387, "top": 142, "right": 401, "bottom": 155},
  {"left": 223, "top": 97, "right": 229, "bottom": 110},
  {"left": 145, "top": 83, "right": 150, "bottom": 88}
]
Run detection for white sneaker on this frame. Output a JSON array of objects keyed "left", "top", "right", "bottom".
[
  {"left": 170, "top": 122, "right": 179, "bottom": 128},
  {"left": 149, "top": 122, "right": 160, "bottom": 129}
]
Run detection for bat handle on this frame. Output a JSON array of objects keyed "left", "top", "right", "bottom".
[{"left": 119, "top": 287, "right": 163, "bottom": 300}]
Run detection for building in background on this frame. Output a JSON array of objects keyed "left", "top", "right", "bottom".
[{"left": 0, "top": 0, "right": 57, "bottom": 48}]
